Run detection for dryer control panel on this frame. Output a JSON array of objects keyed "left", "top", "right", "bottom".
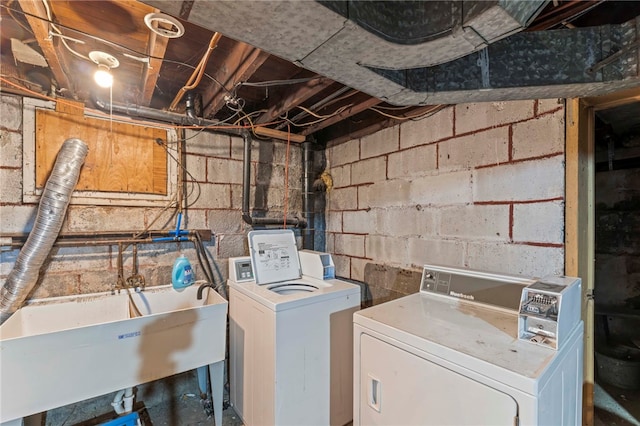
[{"left": 518, "top": 277, "right": 581, "bottom": 350}]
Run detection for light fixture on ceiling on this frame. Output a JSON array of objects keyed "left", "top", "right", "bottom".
[{"left": 89, "top": 51, "right": 119, "bottom": 88}]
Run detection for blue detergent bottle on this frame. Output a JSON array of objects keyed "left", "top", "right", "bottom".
[{"left": 172, "top": 255, "right": 194, "bottom": 289}]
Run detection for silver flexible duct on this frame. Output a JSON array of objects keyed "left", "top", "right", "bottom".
[{"left": 0, "top": 138, "right": 88, "bottom": 325}]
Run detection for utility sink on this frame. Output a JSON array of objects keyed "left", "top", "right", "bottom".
[{"left": 0, "top": 284, "right": 228, "bottom": 425}]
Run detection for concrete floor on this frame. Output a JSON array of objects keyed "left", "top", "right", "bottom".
[
  {"left": 43, "top": 370, "right": 243, "bottom": 426},
  {"left": 38, "top": 367, "right": 640, "bottom": 426},
  {"left": 594, "top": 381, "right": 640, "bottom": 426}
]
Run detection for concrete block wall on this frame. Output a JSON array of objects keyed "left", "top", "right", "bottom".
[
  {"left": 326, "top": 99, "right": 566, "bottom": 305},
  {"left": 0, "top": 93, "right": 302, "bottom": 299}
]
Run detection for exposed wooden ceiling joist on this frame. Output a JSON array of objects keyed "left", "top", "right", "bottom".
[
  {"left": 17, "top": 0, "right": 73, "bottom": 93},
  {"left": 324, "top": 105, "right": 446, "bottom": 146},
  {"left": 2, "top": 0, "right": 639, "bottom": 146},
  {"left": 255, "top": 76, "right": 334, "bottom": 125},
  {"left": 526, "top": 0, "right": 605, "bottom": 31},
  {"left": 300, "top": 95, "right": 382, "bottom": 136},
  {"left": 202, "top": 41, "right": 269, "bottom": 118}
]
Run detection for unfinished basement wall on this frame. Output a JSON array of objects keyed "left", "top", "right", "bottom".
[
  {"left": 326, "top": 99, "right": 566, "bottom": 305},
  {"left": 595, "top": 167, "right": 640, "bottom": 341},
  {"left": 0, "top": 93, "right": 302, "bottom": 299}
]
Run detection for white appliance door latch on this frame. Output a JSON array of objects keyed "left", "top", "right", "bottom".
[{"left": 368, "top": 374, "right": 381, "bottom": 412}]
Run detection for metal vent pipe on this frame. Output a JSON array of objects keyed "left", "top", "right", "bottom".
[{"left": 0, "top": 138, "right": 89, "bottom": 325}]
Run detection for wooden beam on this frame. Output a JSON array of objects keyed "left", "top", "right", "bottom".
[
  {"left": 300, "top": 96, "right": 382, "bottom": 136},
  {"left": 253, "top": 126, "right": 305, "bottom": 143},
  {"left": 526, "top": 1, "right": 604, "bottom": 31},
  {"left": 565, "top": 98, "right": 595, "bottom": 426},
  {"left": 255, "top": 77, "right": 334, "bottom": 125},
  {"left": 583, "top": 86, "right": 640, "bottom": 111},
  {"left": 18, "top": 0, "right": 73, "bottom": 92},
  {"left": 202, "top": 41, "right": 269, "bottom": 118},
  {"left": 140, "top": 11, "right": 170, "bottom": 106}
]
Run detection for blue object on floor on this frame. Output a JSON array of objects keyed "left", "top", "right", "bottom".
[{"left": 99, "top": 412, "right": 140, "bottom": 426}]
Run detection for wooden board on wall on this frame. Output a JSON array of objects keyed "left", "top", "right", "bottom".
[{"left": 35, "top": 109, "right": 168, "bottom": 195}]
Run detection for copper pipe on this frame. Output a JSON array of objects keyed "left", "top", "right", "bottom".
[{"left": 169, "top": 32, "right": 222, "bottom": 111}]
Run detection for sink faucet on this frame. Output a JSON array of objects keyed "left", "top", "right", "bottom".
[{"left": 197, "top": 283, "right": 216, "bottom": 300}]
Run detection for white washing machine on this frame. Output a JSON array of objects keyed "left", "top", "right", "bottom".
[
  {"left": 228, "top": 229, "right": 360, "bottom": 426},
  {"left": 354, "top": 264, "right": 584, "bottom": 426}
]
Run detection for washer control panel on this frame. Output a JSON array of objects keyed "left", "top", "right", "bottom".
[{"left": 230, "top": 257, "right": 254, "bottom": 282}]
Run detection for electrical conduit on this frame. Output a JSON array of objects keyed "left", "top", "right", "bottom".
[{"left": 0, "top": 138, "right": 88, "bottom": 325}]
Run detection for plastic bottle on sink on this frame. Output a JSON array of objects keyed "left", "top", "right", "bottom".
[{"left": 172, "top": 255, "right": 194, "bottom": 290}]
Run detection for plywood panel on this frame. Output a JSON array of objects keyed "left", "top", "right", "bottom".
[{"left": 35, "top": 109, "right": 167, "bottom": 195}]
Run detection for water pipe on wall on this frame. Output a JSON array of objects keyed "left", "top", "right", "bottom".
[
  {"left": 240, "top": 131, "right": 306, "bottom": 228},
  {"left": 0, "top": 138, "right": 89, "bottom": 325},
  {"left": 93, "top": 96, "right": 242, "bottom": 135},
  {"left": 93, "top": 98, "right": 308, "bottom": 228}
]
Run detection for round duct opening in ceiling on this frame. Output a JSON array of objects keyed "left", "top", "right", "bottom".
[{"left": 144, "top": 13, "right": 185, "bottom": 38}]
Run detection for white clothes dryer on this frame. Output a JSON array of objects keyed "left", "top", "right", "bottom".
[
  {"left": 228, "top": 230, "right": 360, "bottom": 426},
  {"left": 354, "top": 264, "right": 584, "bottom": 426}
]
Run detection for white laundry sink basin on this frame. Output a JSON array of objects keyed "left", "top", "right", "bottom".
[{"left": 0, "top": 284, "right": 228, "bottom": 424}]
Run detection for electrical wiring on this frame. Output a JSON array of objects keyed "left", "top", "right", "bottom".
[
  {"left": 2, "top": 3, "right": 330, "bottom": 100},
  {"left": 0, "top": 75, "right": 276, "bottom": 137},
  {"left": 154, "top": 137, "right": 202, "bottom": 209},
  {"left": 326, "top": 89, "right": 359, "bottom": 105},
  {"left": 41, "top": 0, "right": 91, "bottom": 62},
  {"left": 369, "top": 105, "right": 444, "bottom": 121},
  {"left": 225, "top": 96, "right": 246, "bottom": 113},
  {"left": 295, "top": 104, "right": 351, "bottom": 119},
  {"left": 161, "top": 60, "right": 228, "bottom": 93},
  {"left": 237, "top": 77, "right": 319, "bottom": 88},
  {"left": 0, "top": 74, "right": 184, "bottom": 250},
  {"left": 374, "top": 104, "right": 421, "bottom": 111},
  {"left": 408, "top": 106, "right": 447, "bottom": 122},
  {"left": 0, "top": 3, "right": 235, "bottom": 96},
  {"left": 287, "top": 104, "right": 352, "bottom": 127}
]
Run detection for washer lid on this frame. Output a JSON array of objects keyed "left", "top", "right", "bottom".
[{"left": 248, "top": 229, "right": 301, "bottom": 285}]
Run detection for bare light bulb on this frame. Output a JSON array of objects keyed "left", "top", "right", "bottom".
[{"left": 94, "top": 64, "right": 113, "bottom": 88}]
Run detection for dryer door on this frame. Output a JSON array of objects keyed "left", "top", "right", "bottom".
[{"left": 359, "top": 334, "right": 519, "bottom": 425}]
